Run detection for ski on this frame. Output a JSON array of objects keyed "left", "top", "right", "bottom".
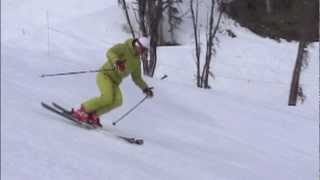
[
  {"left": 51, "top": 102, "right": 102, "bottom": 129},
  {"left": 51, "top": 102, "right": 144, "bottom": 144},
  {"left": 41, "top": 102, "right": 94, "bottom": 129},
  {"left": 41, "top": 102, "right": 144, "bottom": 145},
  {"left": 52, "top": 102, "right": 72, "bottom": 115}
]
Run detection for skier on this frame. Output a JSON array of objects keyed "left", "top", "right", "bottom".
[{"left": 72, "top": 37, "right": 154, "bottom": 127}]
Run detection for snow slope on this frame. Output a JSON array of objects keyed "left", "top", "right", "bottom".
[{"left": 2, "top": 1, "right": 319, "bottom": 180}]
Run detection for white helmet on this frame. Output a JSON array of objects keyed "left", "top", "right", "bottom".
[{"left": 137, "top": 36, "right": 150, "bottom": 49}]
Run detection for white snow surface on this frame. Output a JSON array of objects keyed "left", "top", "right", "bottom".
[{"left": 2, "top": 1, "right": 319, "bottom": 180}]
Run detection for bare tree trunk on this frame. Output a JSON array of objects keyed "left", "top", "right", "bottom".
[
  {"left": 145, "top": 0, "right": 163, "bottom": 77},
  {"left": 166, "top": 0, "right": 182, "bottom": 44},
  {"left": 137, "top": 0, "right": 148, "bottom": 35},
  {"left": 136, "top": 0, "right": 149, "bottom": 74},
  {"left": 201, "top": 0, "right": 216, "bottom": 88},
  {"left": 168, "top": 0, "right": 175, "bottom": 43},
  {"left": 190, "top": 0, "right": 201, "bottom": 87},
  {"left": 149, "top": 38, "right": 158, "bottom": 76},
  {"left": 191, "top": 0, "right": 224, "bottom": 88},
  {"left": 158, "top": 17, "right": 166, "bottom": 45},
  {"left": 135, "top": 0, "right": 163, "bottom": 77},
  {"left": 288, "top": 41, "right": 308, "bottom": 106},
  {"left": 266, "top": 0, "right": 272, "bottom": 14},
  {"left": 120, "top": 0, "right": 136, "bottom": 38}
]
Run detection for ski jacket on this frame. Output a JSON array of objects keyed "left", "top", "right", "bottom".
[{"left": 101, "top": 38, "right": 148, "bottom": 90}]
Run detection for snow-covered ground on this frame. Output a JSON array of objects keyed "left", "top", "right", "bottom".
[{"left": 2, "top": 1, "right": 319, "bottom": 180}]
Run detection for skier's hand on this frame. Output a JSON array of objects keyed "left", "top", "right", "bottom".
[
  {"left": 115, "top": 60, "right": 126, "bottom": 72},
  {"left": 143, "top": 87, "right": 154, "bottom": 98}
]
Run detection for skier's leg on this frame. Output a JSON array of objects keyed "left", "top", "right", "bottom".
[
  {"left": 82, "top": 73, "right": 115, "bottom": 113},
  {"left": 96, "top": 85, "right": 122, "bottom": 116}
]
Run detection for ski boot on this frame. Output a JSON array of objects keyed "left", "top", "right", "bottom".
[
  {"left": 72, "top": 105, "right": 89, "bottom": 122},
  {"left": 87, "top": 113, "right": 103, "bottom": 128}
]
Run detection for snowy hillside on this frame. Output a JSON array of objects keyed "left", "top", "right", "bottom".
[{"left": 2, "top": 1, "right": 319, "bottom": 180}]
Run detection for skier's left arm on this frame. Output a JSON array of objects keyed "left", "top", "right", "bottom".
[
  {"left": 131, "top": 65, "right": 148, "bottom": 90},
  {"left": 131, "top": 65, "right": 154, "bottom": 98}
]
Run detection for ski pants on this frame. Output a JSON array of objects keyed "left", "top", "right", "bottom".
[{"left": 83, "top": 72, "right": 122, "bottom": 116}]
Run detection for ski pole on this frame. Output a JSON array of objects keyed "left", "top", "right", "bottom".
[
  {"left": 112, "top": 96, "right": 149, "bottom": 126},
  {"left": 40, "top": 68, "right": 114, "bottom": 78}
]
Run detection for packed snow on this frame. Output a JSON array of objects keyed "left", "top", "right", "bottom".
[{"left": 2, "top": 1, "right": 319, "bottom": 180}]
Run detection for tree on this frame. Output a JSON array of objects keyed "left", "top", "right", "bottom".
[
  {"left": 201, "top": 0, "right": 216, "bottom": 88},
  {"left": 132, "top": 0, "right": 163, "bottom": 77},
  {"left": 118, "top": 0, "right": 136, "bottom": 38},
  {"left": 288, "top": 0, "right": 312, "bottom": 106},
  {"left": 191, "top": 0, "right": 225, "bottom": 88},
  {"left": 166, "top": 0, "right": 183, "bottom": 44},
  {"left": 146, "top": 0, "right": 164, "bottom": 77},
  {"left": 288, "top": 41, "right": 309, "bottom": 106},
  {"left": 265, "top": 0, "right": 272, "bottom": 14},
  {"left": 136, "top": 0, "right": 148, "bottom": 36},
  {"left": 122, "top": 0, "right": 183, "bottom": 77},
  {"left": 134, "top": 0, "right": 183, "bottom": 77},
  {"left": 190, "top": 0, "right": 201, "bottom": 87}
]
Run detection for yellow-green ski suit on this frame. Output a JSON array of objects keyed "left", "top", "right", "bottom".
[{"left": 83, "top": 39, "right": 148, "bottom": 116}]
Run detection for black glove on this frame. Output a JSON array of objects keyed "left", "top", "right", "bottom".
[{"left": 143, "top": 87, "right": 154, "bottom": 98}]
